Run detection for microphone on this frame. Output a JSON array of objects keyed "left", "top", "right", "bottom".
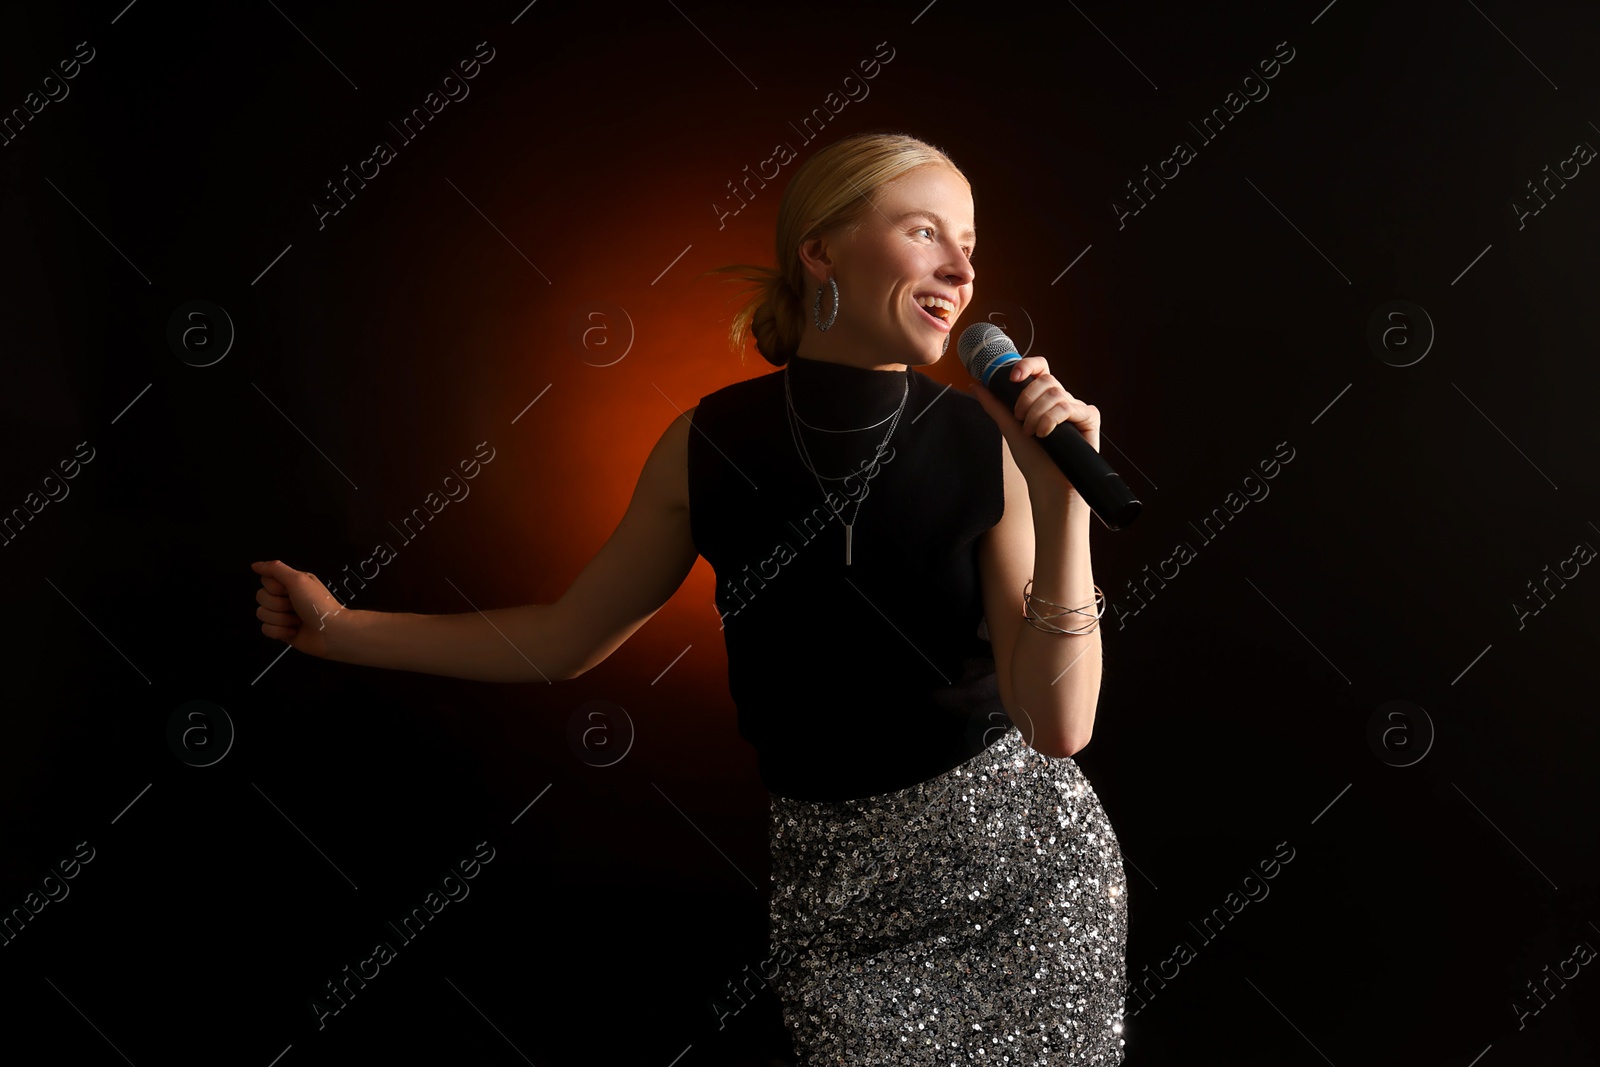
[{"left": 958, "top": 322, "right": 1142, "bottom": 530}]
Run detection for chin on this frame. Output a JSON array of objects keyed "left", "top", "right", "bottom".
[{"left": 890, "top": 325, "right": 953, "bottom": 368}]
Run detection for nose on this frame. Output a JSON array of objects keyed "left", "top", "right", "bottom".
[
  {"left": 942, "top": 249, "right": 974, "bottom": 288},
  {"left": 934, "top": 244, "right": 972, "bottom": 287}
]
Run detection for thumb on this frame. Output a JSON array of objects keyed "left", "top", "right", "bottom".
[
  {"left": 252, "top": 559, "right": 303, "bottom": 596},
  {"left": 254, "top": 559, "right": 334, "bottom": 605}
]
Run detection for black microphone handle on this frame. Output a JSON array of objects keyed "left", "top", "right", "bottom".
[{"left": 982, "top": 372, "right": 1142, "bottom": 530}]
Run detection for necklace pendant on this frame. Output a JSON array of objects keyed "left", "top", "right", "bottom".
[{"left": 845, "top": 523, "right": 853, "bottom": 566}]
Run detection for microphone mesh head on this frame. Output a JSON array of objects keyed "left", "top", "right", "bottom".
[{"left": 958, "top": 321, "right": 1018, "bottom": 382}]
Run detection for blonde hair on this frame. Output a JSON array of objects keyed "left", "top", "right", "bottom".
[{"left": 706, "top": 131, "right": 968, "bottom": 367}]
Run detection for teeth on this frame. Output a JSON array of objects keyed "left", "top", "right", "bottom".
[{"left": 915, "top": 295, "right": 955, "bottom": 320}]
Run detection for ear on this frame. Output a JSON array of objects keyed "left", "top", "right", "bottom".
[{"left": 796, "top": 233, "right": 834, "bottom": 287}]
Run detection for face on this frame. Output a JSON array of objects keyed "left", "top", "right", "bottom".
[{"left": 801, "top": 164, "right": 976, "bottom": 368}]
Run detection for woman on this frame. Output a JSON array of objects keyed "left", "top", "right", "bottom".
[{"left": 250, "top": 131, "right": 1128, "bottom": 1065}]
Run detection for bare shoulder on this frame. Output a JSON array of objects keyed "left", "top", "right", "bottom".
[{"left": 636, "top": 404, "right": 694, "bottom": 513}]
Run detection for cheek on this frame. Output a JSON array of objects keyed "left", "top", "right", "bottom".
[{"left": 896, "top": 246, "right": 927, "bottom": 274}]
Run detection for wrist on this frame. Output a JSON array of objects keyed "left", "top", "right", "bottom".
[
  {"left": 319, "top": 605, "right": 372, "bottom": 662},
  {"left": 1031, "top": 483, "right": 1089, "bottom": 522}
]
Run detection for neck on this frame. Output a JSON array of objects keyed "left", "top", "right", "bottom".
[
  {"left": 794, "top": 332, "right": 912, "bottom": 374},
  {"left": 793, "top": 319, "right": 953, "bottom": 373},
  {"left": 784, "top": 351, "right": 910, "bottom": 434},
  {"left": 796, "top": 350, "right": 910, "bottom": 374}
]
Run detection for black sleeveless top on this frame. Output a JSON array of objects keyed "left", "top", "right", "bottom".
[{"left": 687, "top": 354, "right": 1010, "bottom": 802}]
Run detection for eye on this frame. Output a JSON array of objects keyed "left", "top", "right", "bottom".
[{"left": 914, "top": 224, "right": 975, "bottom": 262}]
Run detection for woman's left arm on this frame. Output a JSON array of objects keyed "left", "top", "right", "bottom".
[{"left": 973, "top": 357, "right": 1104, "bottom": 758}]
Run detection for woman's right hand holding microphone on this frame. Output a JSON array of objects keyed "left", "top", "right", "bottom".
[{"left": 251, "top": 560, "right": 351, "bottom": 660}]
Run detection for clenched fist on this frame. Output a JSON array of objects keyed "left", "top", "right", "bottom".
[{"left": 250, "top": 559, "right": 349, "bottom": 660}]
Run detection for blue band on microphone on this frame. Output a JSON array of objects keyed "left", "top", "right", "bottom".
[{"left": 980, "top": 352, "right": 1021, "bottom": 389}]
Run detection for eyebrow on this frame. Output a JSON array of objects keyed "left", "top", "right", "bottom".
[{"left": 892, "top": 210, "right": 977, "bottom": 243}]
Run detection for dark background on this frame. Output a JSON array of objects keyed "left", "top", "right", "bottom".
[{"left": 3, "top": 1, "right": 1598, "bottom": 1063}]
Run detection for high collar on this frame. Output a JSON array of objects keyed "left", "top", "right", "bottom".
[{"left": 783, "top": 354, "right": 912, "bottom": 432}]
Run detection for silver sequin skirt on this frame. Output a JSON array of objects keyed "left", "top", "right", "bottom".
[{"left": 767, "top": 725, "right": 1128, "bottom": 1065}]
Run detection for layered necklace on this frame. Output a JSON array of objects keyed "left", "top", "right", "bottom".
[{"left": 783, "top": 360, "right": 909, "bottom": 566}]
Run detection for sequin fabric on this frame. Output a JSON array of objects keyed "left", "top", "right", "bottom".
[{"left": 767, "top": 726, "right": 1128, "bottom": 1065}]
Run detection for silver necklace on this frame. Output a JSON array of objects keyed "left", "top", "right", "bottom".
[
  {"left": 788, "top": 398, "right": 901, "bottom": 433},
  {"left": 784, "top": 363, "right": 908, "bottom": 566}
]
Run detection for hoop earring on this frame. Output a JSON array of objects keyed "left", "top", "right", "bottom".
[{"left": 813, "top": 277, "right": 839, "bottom": 331}]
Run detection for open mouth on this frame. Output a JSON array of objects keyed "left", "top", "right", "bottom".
[{"left": 914, "top": 299, "right": 953, "bottom": 331}]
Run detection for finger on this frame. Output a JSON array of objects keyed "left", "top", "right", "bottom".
[
  {"left": 1020, "top": 400, "right": 1045, "bottom": 437},
  {"left": 256, "top": 587, "right": 292, "bottom": 611},
  {"left": 1000, "top": 356, "right": 1050, "bottom": 383},
  {"left": 1023, "top": 389, "right": 1089, "bottom": 437},
  {"left": 260, "top": 621, "right": 301, "bottom": 642},
  {"left": 1008, "top": 371, "right": 1065, "bottom": 404},
  {"left": 1036, "top": 400, "right": 1101, "bottom": 445},
  {"left": 255, "top": 591, "right": 295, "bottom": 613},
  {"left": 255, "top": 559, "right": 314, "bottom": 585},
  {"left": 1024, "top": 400, "right": 1064, "bottom": 438},
  {"left": 1015, "top": 380, "right": 1070, "bottom": 433},
  {"left": 257, "top": 604, "right": 303, "bottom": 627},
  {"left": 253, "top": 560, "right": 297, "bottom": 592}
]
